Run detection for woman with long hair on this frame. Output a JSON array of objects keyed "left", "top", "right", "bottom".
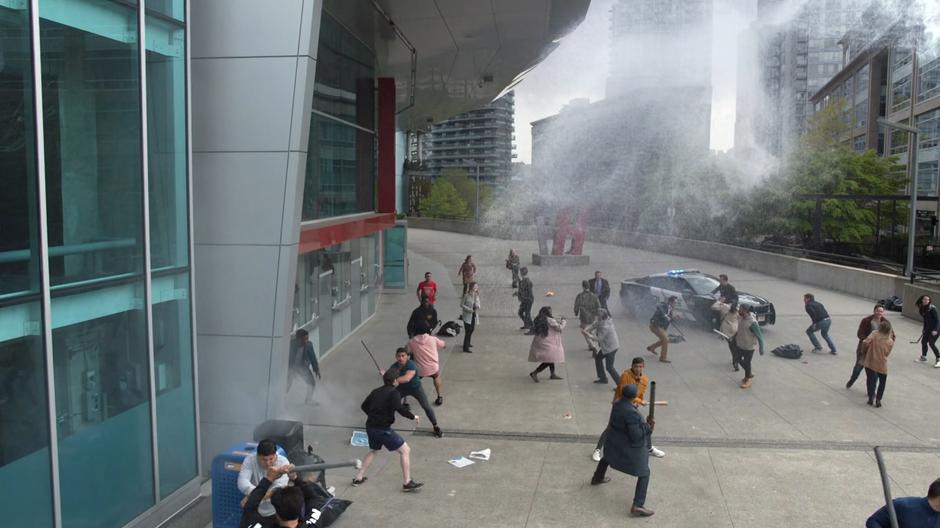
[
  {"left": 528, "top": 306, "right": 566, "bottom": 382},
  {"left": 862, "top": 319, "right": 894, "bottom": 407},
  {"left": 460, "top": 282, "right": 480, "bottom": 353},
  {"left": 915, "top": 295, "right": 940, "bottom": 367},
  {"left": 457, "top": 255, "right": 476, "bottom": 295}
]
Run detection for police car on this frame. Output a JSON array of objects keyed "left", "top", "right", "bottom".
[{"left": 619, "top": 269, "right": 776, "bottom": 327}]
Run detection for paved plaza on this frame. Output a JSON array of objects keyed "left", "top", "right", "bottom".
[{"left": 195, "top": 228, "right": 940, "bottom": 527}]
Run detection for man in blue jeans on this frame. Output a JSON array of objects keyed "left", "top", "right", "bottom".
[{"left": 804, "top": 293, "right": 836, "bottom": 355}]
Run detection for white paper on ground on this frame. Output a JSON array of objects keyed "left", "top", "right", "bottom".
[
  {"left": 448, "top": 456, "right": 475, "bottom": 468},
  {"left": 350, "top": 431, "right": 369, "bottom": 447},
  {"left": 468, "top": 448, "right": 491, "bottom": 461}
]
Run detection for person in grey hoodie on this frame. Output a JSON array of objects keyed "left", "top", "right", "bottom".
[{"left": 583, "top": 309, "right": 620, "bottom": 384}]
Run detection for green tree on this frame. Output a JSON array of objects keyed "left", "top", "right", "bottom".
[
  {"left": 786, "top": 100, "right": 907, "bottom": 243},
  {"left": 419, "top": 180, "right": 470, "bottom": 218},
  {"left": 440, "top": 168, "right": 494, "bottom": 217}
]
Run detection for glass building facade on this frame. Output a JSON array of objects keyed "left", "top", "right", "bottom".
[
  {"left": 294, "top": 11, "right": 380, "bottom": 363},
  {"left": 0, "top": 1, "right": 196, "bottom": 527}
]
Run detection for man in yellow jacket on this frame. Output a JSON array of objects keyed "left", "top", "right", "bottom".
[{"left": 592, "top": 357, "right": 664, "bottom": 461}]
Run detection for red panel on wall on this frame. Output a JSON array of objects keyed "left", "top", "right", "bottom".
[
  {"left": 377, "top": 77, "right": 396, "bottom": 214},
  {"left": 298, "top": 213, "right": 396, "bottom": 254}
]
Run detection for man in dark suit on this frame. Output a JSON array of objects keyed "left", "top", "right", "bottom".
[{"left": 588, "top": 271, "right": 611, "bottom": 310}]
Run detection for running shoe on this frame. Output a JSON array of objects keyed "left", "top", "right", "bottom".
[
  {"left": 432, "top": 426, "right": 443, "bottom": 438},
  {"left": 402, "top": 480, "right": 424, "bottom": 492},
  {"left": 351, "top": 477, "right": 367, "bottom": 487},
  {"left": 591, "top": 449, "right": 601, "bottom": 462},
  {"left": 649, "top": 446, "right": 665, "bottom": 458}
]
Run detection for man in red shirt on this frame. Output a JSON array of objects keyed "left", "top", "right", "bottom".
[{"left": 416, "top": 272, "right": 438, "bottom": 305}]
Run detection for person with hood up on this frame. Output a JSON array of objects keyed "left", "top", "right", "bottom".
[
  {"left": 589, "top": 383, "right": 656, "bottom": 517},
  {"left": 528, "top": 306, "right": 566, "bottom": 382}
]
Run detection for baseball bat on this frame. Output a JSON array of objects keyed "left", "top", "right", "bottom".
[
  {"left": 873, "top": 447, "right": 899, "bottom": 528},
  {"left": 292, "top": 459, "right": 363, "bottom": 472},
  {"left": 360, "top": 340, "right": 382, "bottom": 371},
  {"left": 648, "top": 381, "right": 656, "bottom": 421}
]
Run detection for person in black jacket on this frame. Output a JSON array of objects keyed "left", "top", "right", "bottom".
[
  {"left": 514, "top": 267, "right": 534, "bottom": 331},
  {"left": 646, "top": 297, "right": 676, "bottom": 363},
  {"left": 589, "top": 383, "right": 655, "bottom": 517},
  {"left": 915, "top": 295, "right": 940, "bottom": 367},
  {"left": 406, "top": 295, "right": 438, "bottom": 338},
  {"left": 239, "top": 464, "right": 330, "bottom": 528},
  {"left": 710, "top": 274, "right": 738, "bottom": 303},
  {"left": 588, "top": 271, "right": 611, "bottom": 310},
  {"left": 351, "top": 368, "right": 423, "bottom": 492},
  {"left": 804, "top": 293, "right": 836, "bottom": 355}
]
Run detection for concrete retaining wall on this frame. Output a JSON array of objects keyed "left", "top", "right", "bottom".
[
  {"left": 407, "top": 217, "right": 907, "bottom": 303},
  {"left": 901, "top": 283, "right": 940, "bottom": 320}
]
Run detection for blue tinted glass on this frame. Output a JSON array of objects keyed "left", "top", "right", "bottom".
[
  {"left": 147, "top": 15, "right": 188, "bottom": 270},
  {"left": 153, "top": 272, "right": 197, "bottom": 498},
  {"left": 302, "top": 113, "right": 375, "bottom": 220},
  {"left": 146, "top": 0, "right": 184, "bottom": 22},
  {"left": 0, "top": 302, "right": 53, "bottom": 527},
  {"left": 313, "top": 12, "right": 375, "bottom": 127},
  {"left": 40, "top": 0, "right": 144, "bottom": 288},
  {"left": 0, "top": 5, "right": 41, "bottom": 299}
]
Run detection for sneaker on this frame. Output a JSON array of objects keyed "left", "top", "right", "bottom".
[
  {"left": 590, "top": 476, "right": 611, "bottom": 485},
  {"left": 649, "top": 446, "right": 665, "bottom": 458},
  {"left": 919, "top": 356, "right": 928, "bottom": 362},
  {"left": 875, "top": 400, "right": 883, "bottom": 408},
  {"left": 592, "top": 449, "right": 602, "bottom": 462},
  {"left": 740, "top": 378, "right": 752, "bottom": 389},
  {"left": 812, "top": 348, "right": 823, "bottom": 354},
  {"left": 529, "top": 371, "right": 539, "bottom": 383},
  {"left": 830, "top": 350, "right": 838, "bottom": 355},
  {"left": 630, "top": 506, "right": 655, "bottom": 517},
  {"left": 935, "top": 360, "right": 940, "bottom": 368},
  {"left": 432, "top": 426, "right": 443, "bottom": 438},
  {"left": 593, "top": 379, "right": 608, "bottom": 384},
  {"left": 434, "top": 396, "right": 443, "bottom": 406},
  {"left": 402, "top": 480, "right": 424, "bottom": 492},
  {"left": 549, "top": 374, "right": 563, "bottom": 380},
  {"left": 351, "top": 477, "right": 367, "bottom": 487}
]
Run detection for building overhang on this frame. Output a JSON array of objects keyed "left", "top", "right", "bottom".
[{"left": 329, "top": 0, "right": 591, "bottom": 130}]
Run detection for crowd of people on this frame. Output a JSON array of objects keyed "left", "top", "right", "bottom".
[{"left": 273, "top": 247, "right": 939, "bottom": 525}]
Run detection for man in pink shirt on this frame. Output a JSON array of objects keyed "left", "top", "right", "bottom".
[
  {"left": 406, "top": 331, "right": 446, "bottom": 405},
  {"left": 416, "top": 272, "right": 438, "bottom": 305}
]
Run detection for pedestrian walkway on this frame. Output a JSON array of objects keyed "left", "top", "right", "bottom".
[{"left": 191, "top": 228, "right": 940, "bottom": 527}]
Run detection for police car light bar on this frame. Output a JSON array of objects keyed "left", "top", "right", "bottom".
[{"left": 666, "top": 269, "right": 700, "bottom": 276}]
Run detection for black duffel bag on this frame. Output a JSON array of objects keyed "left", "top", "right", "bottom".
[{"left": 771, "top": 344, "right": 803, "bottom": 359}]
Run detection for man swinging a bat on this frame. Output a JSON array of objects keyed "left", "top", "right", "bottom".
[{"left": 591, "top": 357, "right": 665, "bottom": 461}]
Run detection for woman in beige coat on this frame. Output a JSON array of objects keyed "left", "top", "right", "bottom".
[{"left": 862, "top": 319, "right": 894, "bottom": 408}]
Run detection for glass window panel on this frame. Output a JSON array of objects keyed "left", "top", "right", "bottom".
[
  {"left": 51, "top": 283, "right": 154, "bottom": 527},
  {"left": 919, "top": 109, "right": 940, "bottom": 150},
  {"left": 916, "top": 161, "right": 939, "bottom": 195},
  {"left": 294, "top": 251, "right": 321, "bottom": 329},
  {"left": 0, "top": 302, "right": 53, "bottom": 527},
  {"left": 153, "top": 272, "right": 197, "bottom": 498},
  {"left": 0, "top": 5, "right": 41, "bottom": 299},
  {"left": 312, "top": 12, "right": 375, "bottom": 129},
  {"left": 302, "top": 113, "right": 375, "bottom": 220},
  {"left": 40, "top": 0, "right": 144, "bottom": 287},
  {"left": 920, "top": 55, "right": 940, "bottom": 103},
  {"left": 146, "top": 0, "right": 184, "bottom": 22},
  {"left": 891, "top": 75, "right": 911, "bottom": 113},
  {"left": 322, "top": 244, "right": 351, "bottom": 307},
  {"left": 147, "top": 16, "right": 188, "bottom": 270}
]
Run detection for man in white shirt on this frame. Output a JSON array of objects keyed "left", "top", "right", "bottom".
[{"left": 237, "top": 439, "right": 290, "bottom": 518}]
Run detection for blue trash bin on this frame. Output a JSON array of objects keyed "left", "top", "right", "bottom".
[{"left": 211, "top": 441, "right": 286, "bottom": 528}]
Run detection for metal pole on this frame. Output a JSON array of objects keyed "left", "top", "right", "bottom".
[
  {"left": 475, "top": 165, "right": 480, "bottom": 223},
  {"left": 878, "top": 117, "right": 920, "bottom": 276},
  {"left": 873, "top": 447, "right": 900, "bottom": 528}
]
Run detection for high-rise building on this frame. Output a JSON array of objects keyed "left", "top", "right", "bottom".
[
  {"left": 0, "top": 1, "right": 590, "bottom": 527},
  {"left": 739, "top": 0, "right": 866, "bottom": 155},
  {"left": 424, "top": 92, "right": 516, "bottom": 184}
]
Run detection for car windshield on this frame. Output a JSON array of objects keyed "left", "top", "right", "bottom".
[{"left": 683, "top": 275, "right": 720, "bottom": 295}]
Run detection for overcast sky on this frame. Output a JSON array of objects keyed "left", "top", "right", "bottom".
[{"left": 513, "top": 0, "right": 758, "bottom": 163}]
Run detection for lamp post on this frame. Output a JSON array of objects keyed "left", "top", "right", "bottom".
[{"left": 878, "top": 118, "right": 919, "bottom": 277}]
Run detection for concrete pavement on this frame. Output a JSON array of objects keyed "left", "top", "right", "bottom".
[{"left": 198, "top": 228, "right": 940, "bottom": 527}]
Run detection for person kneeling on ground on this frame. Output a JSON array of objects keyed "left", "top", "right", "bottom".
[
  {"left": 866, "top": 477, "right": 940, "bottom": 527},
  {"left": 589, "top": 383, "right": 656, "bottom": 517},
  {"left": 237, "top": 438, "right": 290, "bottom": 518},
  {"left": 591, "top": 357, "right": 664, "bottom": 461},
  {"left": 240, "top": 464, "right": 331, "bottom": 528},
  {"left": 352, "top": 367, "right": 424, "bottom": 492}
]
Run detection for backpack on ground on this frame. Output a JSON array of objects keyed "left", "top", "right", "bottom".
[
  {"left": 771, "top": 344, "right": 803, "bottom": 359},
  {"left": 879, "top": 296, "right": 902, "bottom": 312},
  {"left": 437, "top": 321, "right": 461, "bottom": 337}
]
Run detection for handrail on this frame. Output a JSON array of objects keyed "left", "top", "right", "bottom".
[{"left": 0, "top": 238, "right": 137, "bottom": 264}]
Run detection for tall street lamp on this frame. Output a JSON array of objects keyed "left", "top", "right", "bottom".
[{"left": 878, "top": 118, "right": 919, "bottom": 277}]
